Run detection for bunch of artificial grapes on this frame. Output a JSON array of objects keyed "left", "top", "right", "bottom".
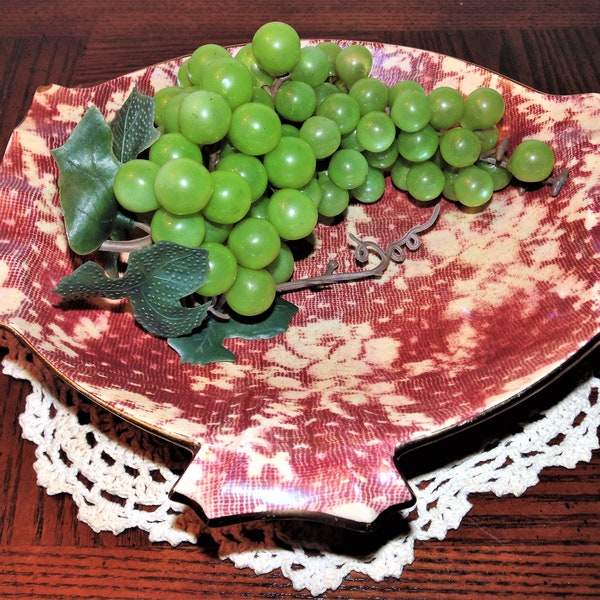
[
  {"left": 390, "top": 85, "right": 556, "bottom": 206},
  {"left": 112, "top": 21, "right": 557, "bottom": 317}
]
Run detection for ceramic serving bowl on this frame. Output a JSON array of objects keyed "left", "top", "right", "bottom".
[{"left": 1, "top": 40, "right": 598, "bottom": 528}]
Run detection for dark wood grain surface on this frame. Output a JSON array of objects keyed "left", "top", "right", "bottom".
[{"left": 1, "top": 2, "right": 599, "bottom": 597}]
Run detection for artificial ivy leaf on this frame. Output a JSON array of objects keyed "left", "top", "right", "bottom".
[
  {"left": 168, "top": 297, "right": 299, "bottom": 365},
  {"left": 169, "top": 324, "right": 239, "bottom": 364},
  {"left": 54, "top": 241, "right": 210, "bottom": 338},
  {"left": 51, "top": 106, "right": 121, "bottom": 255},
  {"left": 110, "top": 85, "right": 160, "bottom": 162}
]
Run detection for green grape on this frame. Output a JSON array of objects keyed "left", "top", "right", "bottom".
[
  {"left": 427, "top": 86, "right": 464, "bottom": 130},
  {"left": 390, "top": 157, "right": 412, "bottom": 191},
  {"left": 298, "top": 177, "right": 322, "bottom": 207},
  {"left": 430, "top": 148, "right": 447, "bottom": 170},
  {"left": 196, "top": 242, "right": 238, "bottom": 297},
  {"left": 397, "top": 124, "right": 439, "bottom": 162},
  {"left": 154, "top": 157, "right": 213, "bottom": 215},
  {"left": 298, "top": 115, "right": 341, "bottom": 159},
  {"left": 263, "top": 136, "right": 317, "bottom": 189},
  {"left": 439, "top": 127, "right": 481, "bottom": 168},
  {"left": 314, "top": 81, "right": 339, "bottom": 106},
  {"left": 334, "top": 44, "right": 373, "bottom": 87},
  {"left": 153, "top": 86, "right": 180, "bottom": 129},
  {"left": 316, "top": 92, "right": 361, "bottom": 135},
  {"left": 178, "top": 89, "right": 232, "bottom": 145},
  {"left": 228, "top": 102, "right": 282, "bottom": 156},
  {"left": 473, "top": 126, "right": 499, "bottom": 154},
  {"left": 389, "top": 80, "right": 426, "bottom": 105},
  {"left": 227, "top": 217, "right": 281, "bottom": 269},
  {"left": 317, "top": 172, "right": 350, "bottom": 217},
  {"left": 355, "top": 111, "right": 396, "bottom": 153},
  {"left": 248, "top": 195, "right": 271, "bottom": 219},
  {"left": 316, "top": 41, "right": 342, "bottom": 77},
  {"left": 461, "top": 87, "right": 505, "bottom": 130},
  {"left": 348, "top": 77, "right": 389, "bottom": 115},
  {"left": 203, "top": 170, "right": 252, "bottom": 224},
  {"left": 442, "top": 167, "right": 459, "bottom": 201},
  {"left": 162, "top": 94, "right": 184, "bottom": 135},
  {"left": 406, "top": 161, "right": 444, "bottom": 202},
  {"left": 187, "top": 43, "right": 232, "bottom": 86},
  {"left": 327, "top": 148, "right": 369, "bottom": 189},
  {"left": 113, "top": 159, "right": 160, "bottom": 213},
  {"left": 234, "top": 43, "right": 275, "bottom": 88},
  {"left": 196, "top": 56, "right": 254, "bottom": 110},
  {"left": 150, "top": 207, "right": 206, "bottom": 247},
  {"left": 218, "top": 138, "right": 238, "bottom": 160},
  {"left": 453, "top": 165, "right": 494, "bottom": 207},
  {"left": 177, "top": 59, "right": 193, "bottom": 87},
  {"left": 252, "top": 21, "right": 301, "bottom": 76},
  {"left": 215, "top": 152, "right": 268, "bottom": 202},
  {"left": 252, "top": 86, "right": 275, "bottom": 109},
  {"left": 507, "top": 139, "right": 555, "bottom": 182},
  {"left": 267, "top": 188, "right": 319, "bottom": 240},
  {"left": 391, "top": 89, "right": 432, "bottom": 133},
  {"left": 281, "top": 123, "right": 300, "bottom": 137},
  {"left": 363, "top": 143, "right": 399, "bottom": 170},
  {"left": 477, "top": 160, "right": 512, "bottom": 191},
  {"left": 274, "top": 80, "right": 317, "bottom": 122},
  {"left": 148, "top": 132, "right": 203, "bottom": 166},
  {"left": 225, "top": 266, "right": 276, "bottom": 317},
  {"left": 162, "top": 87, "right": 198, "bottom": 133},
  {"left": 339, "top": 131, "right": 363, "bottom": 153},
  {"left": 352, "top": 166, "right": 386, "bottom": 203},
  {"left": 203, "top": 218, "right": 233, "bottom": 243},
  {"left": 290, "top": 46, "right": 330, "bottom": 86},
  {"left": 266, "top": 242, "right": 295, "bottom": 284}
]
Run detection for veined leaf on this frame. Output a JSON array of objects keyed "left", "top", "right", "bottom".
[
  {"left": 51, "top": 106, "right": 121, "bottom": 255},
  {"left": 168, "top": 297, "right": 299, "bottom": 365},
  {"left": 110, "top": 85, "right": 160, "bottom": 162},
  {"left": 54, "top": 241, "right": 211, "bottom": 338}
]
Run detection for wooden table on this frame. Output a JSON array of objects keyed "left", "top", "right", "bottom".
[{"left": 1, "top": 1, "right": 599, "bottom": 597}]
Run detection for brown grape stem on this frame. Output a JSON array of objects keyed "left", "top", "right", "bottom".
[
  {"left": 207, "top": 295, "right": 231, "bottom": 320},
  {"left": 275, "top": 203, "right": 441, "bottom": 293},
  {"left": 99, "top": 221, "right": 152, "bottom": 253},
  {"left": 545, "top": 168, "right": 570, "bottom": 196},
  {"left": 518, "top": 168, "right": 570, "bottom": 196},
  {"left": 480, "top": 136, "right": 510, "bottom": 165},
  {"left": 264, "top": 75, "right": 291, "bottom": 100}
]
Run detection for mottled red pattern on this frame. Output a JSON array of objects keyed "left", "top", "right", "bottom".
[{"left": 0, "top": 42, "right": 598, "bottom": 527}]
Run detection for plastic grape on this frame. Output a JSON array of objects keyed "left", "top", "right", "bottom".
[{"left": 507, "top": 139, "right": 555, "bottom": 183}]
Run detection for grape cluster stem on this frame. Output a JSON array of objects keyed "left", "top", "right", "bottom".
[
  {"left": 99, "top": 221, "right": 152, "bottom": 253},
  {"left": 275, "top": 203, "right": 441, "bottom": 293}
]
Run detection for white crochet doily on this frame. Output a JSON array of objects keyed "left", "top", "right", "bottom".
[{"left": 2, "top": 330, "right": 599, "bottom": 596}]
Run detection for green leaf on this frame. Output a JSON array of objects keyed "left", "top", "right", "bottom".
[
  {"left": 51, "top": 106, "right": 121, "bottom": 255},
  {"left": 168, "top": 297, "right": 299, "bottom": 365},
  {"left": 110, "top": 85, "right": 160, "bottom": 162},
  {"left": 54, "top": 241, "right": 211, "bottom": 338}
]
